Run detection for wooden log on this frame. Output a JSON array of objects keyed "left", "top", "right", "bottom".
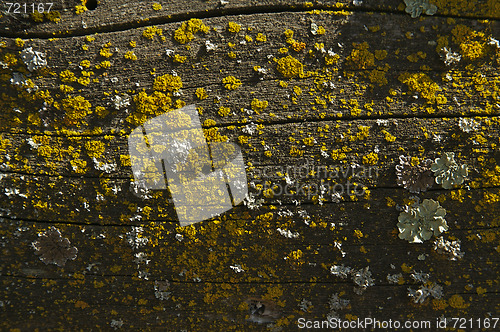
[{"left": 0, "top": 1, "right": 499, "bottom": 330}]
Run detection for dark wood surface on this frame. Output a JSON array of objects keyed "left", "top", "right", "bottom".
[{"left": 1, "top": 0, "right": 499, "bottom": 330}]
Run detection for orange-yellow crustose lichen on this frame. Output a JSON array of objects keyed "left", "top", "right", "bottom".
[
  {"left": 218, "top": 106, "right": 231, "bottom": 117},
  {"left": 256, "top": 33, "right": 267, "bottom": 42},
  {"left": 152, "top": 2, "right": 162, "bottom": 10},
  {"left": 451, "top": 24, "right": 489, "bottom": 60},
  {"left": 399, "top": 72, "right": 447, "bottom": 104},
  {"left": 174, "top": 19, "right": 209, "bottom": 44},
  {"left": 347, "top": 42, "right": 375, "bottom": 69},
  {"left": 448, "top": 294, "right": 470, "bottom": 309},
  {"left": 128, "top": 91, "right": 172, "bottom": 126},
  {"left": 85, "top": 140, "right": 105, "bottom": 159},
  {"left": 15, "top": 38, "right": 25, "bottom": 47},
  {"left": 59, "top": 70, "right": 76, "bottom": 82},
  {"left": 276, "top": 55, "right": 304, "bottom": 79},
  {"left": 362, "top": 152, "right": 379, "bottom": 165},
  {"left": 99, "top": 48, "right": 113, "bottom": 58},
  {"left": 75, "top": 1, "right": 87, "bottom": 14},
  {"left": 61, "top": 95, "right": 92, "bottom": 126},
  {"left": 79, "top": 60, "right": 91, "bottom": 68},
  {"left": 153, "top": 74, "right": 182, "bottom": 92},
  {"left": 172, "top": 54, "right": 187, "bottom": 63},
  {"left": 227, "top": 22, "right": 241, "bottom": 33},
  {"left": 251, "top": 98, "right": 268, "bottom": 114},
  {"left": 195, "top": 88, "right": 208, "bottom": 100},
  {"left": 2, "top": 53, "right": 17, "bottom": 67},
  {"left": 143, "top": 26, "right": 163, "bottom": 40},
  {"left": 124, "top": 51, "right": 137, "bottom": 60},
  {"left": 222, "top": 76, "right": 242, "bottom": 90}
]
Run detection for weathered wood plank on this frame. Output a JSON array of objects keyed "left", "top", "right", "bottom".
[
  {"left": 1, "top": 3, "right": 499, "bottom": 331},
  {"left": 2, "top": 0, "right": 498, "bottom": 37}
]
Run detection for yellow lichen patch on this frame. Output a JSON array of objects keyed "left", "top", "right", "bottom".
[
  {"left": 251, "top": 98, "right": 268, "bottom": 114},
  {"left": 152, "top": 2, "right": 162, "bottom": 10},
  {"left": 368, "top": 69, "right": 388, "bottom": 86},
  {"left": 256, "top": 33, "right": 267, "bottom": 42},
  {"left": 276, "top": 55, "right": 304, "bottom": 79},
  {"left": 85, "top": 140, "right": 105, "bottom": 159},
  {"left": 195, "top": 88, "right": 208, "bottom": 100},
  {"left": 61, "top": 95, "right": 92, "bottom": 126},
  {"left": 31, "top": 12, "right": 44, "bottom": 22},
  {"left": 347, "top": 42, "right": 375, "bottom": 69},
  {"left": 128, "top": 90, "right": 173, "bottom": 126},
  {"left": 59, "top": 70, "right": 76, "bottom": 83},
  {"left": 325, "top": 53, "right": 340, "bottom": 65},
  {"left": 222, "top": 76, "right": 242, "bottom": 90},
  {"left": 448, "top": 294, "right": 470, "bottom": 309},
  {"left": 451, "top": 24, "right": 489, "bottom": 60},
  {"left": 15, "top": 38, "right": 25, "bottom": 47},
  {"left": 362, "top": 152, "right": 379, "bottom": 165},
  {"left": 174, "top": 19, "right": 210, "bottom": 44},
  {"left": 59, "top": 84, "right": 74, "bottom": 93},
  {"left": 75, "top": 2, "right": 87, "bottom": 14},
  {"left": 172, "top": 54, "right": 187, "bottom": 63},
  {"left": 45, "top": 10, "right": 61, "bottom": 22},
  {"left": 79, "top": 60, "right": 91, "bottom": 68},
  {"left": 227, "top": 21, "right": 241, "bottom": 33},
  {"left": 99, "top": 48, "right": 113, "bottom": 58},
  {"left": 399, "top": 72, "right": 446, "bottom": 104},
  {"left": 124, "top": 51, "right": 137, "bottom": 61},
  {"left": 374, "top": 50, "right": 387, "bottom": 60},
  {"left": 204, "top": 127, "right": 228, "bottom": 143},
  {"left": 292, "top": 41, "right": 306, "bottom": 52},
  {"left": 143, "top": 26, "right": 163, "bottom": 40},
  {"left": 96, "top": 60, "right": 111, "bottom": 69},
  {"left": 153, "top": 74, "right": 182, "bottom": 92},
  {"left": 218, "top": 106, "right": 231, "bottom": 117},
  {"left": 381, "top": 130, "right": 396, "bottom": 142}
]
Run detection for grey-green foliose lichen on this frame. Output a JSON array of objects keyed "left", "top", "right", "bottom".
[
  {"left": 404, "top": 0, "right": 438, "bottom": 18},
  {"left": 431, "top": 152, "right": 468, "bottom": 189},
  {"left": 397, "top": 199, "right": 448, "bottom": 243}
]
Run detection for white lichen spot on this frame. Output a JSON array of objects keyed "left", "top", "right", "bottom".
[
  {"left": 154, "top": 280, "right": 171, "bottom": 300},
  {"left": 387, "top": 273, "right": 403, "bottom": 284},
  {"left": 411, "top": 271, "right": 430, "bottom": 283},
  {"left": 111, "top": 93, "right": 131, "bottom": 110},
  {"left": 458, "top": 117, "right": 480, "bottom": 133},
  {"left": 229, "top": 264, "right": 245, "bottom": 273},
  {"left": 276, "top": 228, "right": 299, "bottom": 238},
  {"left": 298, "top": 299, "right": 312, "bottom": 312},
  {"left": 441, "top": 47, "right": 461, "bottom": 66},
  {"left": 408, "top": 283, "right": 443, "bottom": 304},
  {"left": 110, "top": 319, "right": 124, "bottom": 329},
  {"left": 433, "top": 236, "right": 465, "bottom": 260},
  {"left": 20, "top": 47, "right": 47, "bottom": 71},
  {"left": 330, "top": 264, "right": 352, "bottom": 279}
]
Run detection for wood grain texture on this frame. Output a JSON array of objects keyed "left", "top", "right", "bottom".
[
  {"left": 1, "top": 1, "right": 499, "bottom": 330},
  {"left": 2, "top": 0, "right": 498, "bottom": 37}
]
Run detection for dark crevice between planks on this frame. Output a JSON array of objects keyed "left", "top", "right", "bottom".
[{"left": 1, "top": 3, "right": 499, "bottom": 39}]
